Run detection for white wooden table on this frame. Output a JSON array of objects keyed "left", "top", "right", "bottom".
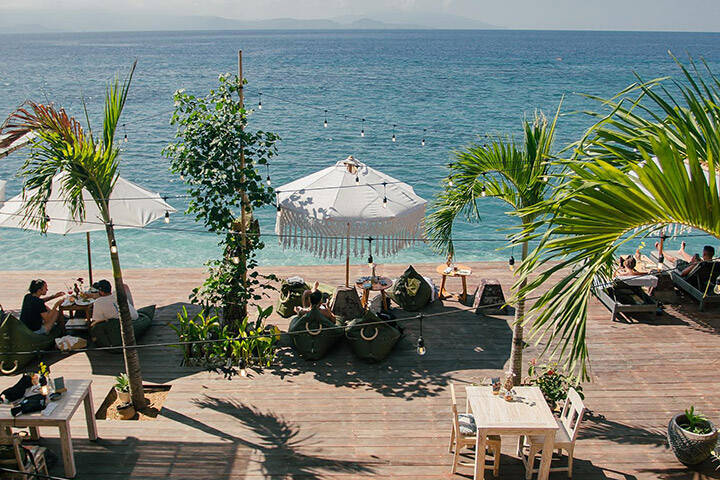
[
  {"left": 466, "top": 385, "right": 558, "bottom": 480},
  {"left": 0, "top": 379, "right": 98, "bottom": 478}
]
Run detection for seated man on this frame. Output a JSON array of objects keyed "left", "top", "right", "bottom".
[
  {"left": 294, "top": 281, "right": 335, "bottom": 322},
  {"left": 90, "top": 279, "right": 138, "bottom": 326},
  {"left": 656, "top": 242, "right": 714, "bottom": 277},
  {"left": 19, "top": 279, "right": 64, "bottom": 334}
]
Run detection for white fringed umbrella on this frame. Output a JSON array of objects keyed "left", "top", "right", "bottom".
[
  {"left": 0, "top": 172, "right": 176, "bottom": 282},
  {"left": 275, "top": 156, "right": 426, "bottom": 286}
]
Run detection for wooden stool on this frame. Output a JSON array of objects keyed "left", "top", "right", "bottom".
[{"left": 472, "top": 279, "right": 508, "bottom": 315}]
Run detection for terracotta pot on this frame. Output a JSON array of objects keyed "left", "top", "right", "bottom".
[
  {"left": 667, "top": 413, "right": 718, "bottom": 465},
  {"left": 116, "top": 402, "right": 135, "bottom": 420},
  {"left": 115, "top": 387, "right": 131, "bottom": 404}
]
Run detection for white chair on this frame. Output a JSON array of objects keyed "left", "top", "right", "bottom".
[
  {"left": 518, "top": 388, "right": 587, "bottom": 479},
  {"left": 449, "top": 383, "right": 501, "bottom": 477}
]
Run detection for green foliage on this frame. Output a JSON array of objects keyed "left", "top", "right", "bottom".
[
  {"left": 164, "top": 73, "right": 279, "bottom": 328},
  {"left": 680, "top": 406, "right": 713, "bottom": 435},
  {"left": 114, "top": 373, "right": 130, "bottom": 393},
  {"left": 515, "top": 56, "right": 720, "bottom": 380},
  {"left": 526, "top": 359, "right": 583, "bottom": 406},
  {"left": 171, "top": 305, "right": 279, "bottom": 373}
]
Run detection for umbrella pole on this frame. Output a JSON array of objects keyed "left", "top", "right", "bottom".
[
  {"left": 345, "top": 223, "right": 350, "bottom": 288},
  {"left": 86, "top": 232, "right": 93, "bottom": 284}
]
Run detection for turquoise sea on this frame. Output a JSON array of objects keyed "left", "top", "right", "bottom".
[{"left": 1, "top": 29, "right": 720, "bottom": 270}]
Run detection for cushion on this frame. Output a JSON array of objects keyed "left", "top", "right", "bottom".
[
  {"left": 388, "top": 265, "right": 432, "bottom": 312},
  {"left": 344, "top": 309, "right": 401, "bottom": 362},
  {"left": 90, "top": 305, "right": 155, "bottom": 349},
  {"left": 458, "top": 413, "right": 476, "bottom": 435},
  {"left": 288, "top": 307, "right": 342, "bottom": 360},
  {"left": 277, "top": 280, "right": 334, "bottom": 318}
]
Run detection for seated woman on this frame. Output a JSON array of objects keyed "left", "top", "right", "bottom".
[
  {"left": 655, "top": 241, "right": 713, "bottom": 277},
  {"left": 294, "top": 281, "right": 335, "bottom": 322},
  {"left": 615, "top": 256, "right": 646, "bottom": 277},
  {"left": 90, "top": 279, "right": 138, "bottom": 327},
  {"left": 19, "top": 279, "right": 64, "bottom": 334}
]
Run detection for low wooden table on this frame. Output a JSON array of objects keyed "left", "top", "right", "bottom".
[
  {"left": 0, "top": 379, "right": 98, "bottom": 478},
  {"left": 436, "top": 264, "right": 472, "bottom": 302},
  {"left": 59, "top": 300, "right": 94, "bottom": 323},
  {"left": 355, "top": 276, "right": 393, "bottom": 311},
  {"left": 466, "top": 385, "right": 558, "bottom": 480}
]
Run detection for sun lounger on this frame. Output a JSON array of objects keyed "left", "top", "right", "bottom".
[
  {"left": 593, "top": 277, "right": 660, "bottom": 322},
  {"left": 671, "top": 261, "right": 720, "bottom": 311}
]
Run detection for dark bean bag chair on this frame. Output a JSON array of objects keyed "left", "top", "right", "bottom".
[
  {"left": 90, "top": 305, "right": 155, "bottom": 349},
  {"left": 277, "top": 280, "right": 334, "bottom": 318},
  {"left": 388, "top": 265, "right": 432, "bottom": 312},
  {"left": 0, "top": 313, "right": 62, "bottom": 374},
  {"left": 345, "top": 309, "right": 401, "bottom": 362},
  {"left": 288, "top": 307, "right": 342, "bottom": 360}
]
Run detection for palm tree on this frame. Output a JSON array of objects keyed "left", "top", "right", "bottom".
[
  {"left": 516, "top": 56, "right": 720, "bottom": 379},
  {"left": 427, "top": 108, "right": 559, "bottom": 384},
  {"left": 0, "top": 62, "right": 146, "bottom": 407}
]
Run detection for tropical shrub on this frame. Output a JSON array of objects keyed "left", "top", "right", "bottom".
[{"left": 526, "top": 359, "right": 583, "bottom": 407}]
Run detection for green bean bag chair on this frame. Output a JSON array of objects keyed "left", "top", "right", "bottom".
[
  {"left": 0, "top": 313, "right": 62, "bottom": 374},
  {"left": 277, "top": 280, "right": 334, "bottom": 318},
  {"left": 345, "top": 309, "right": 401, "bottom": 362},
  {"left": 90, "top": 305, "right": 155, "bottom": 350},
  {"left": 388, "top": 265, "right": 432, "bottom": 312},
  {"left": 288, "top": 307, "right": 342, "bottom": 360}
]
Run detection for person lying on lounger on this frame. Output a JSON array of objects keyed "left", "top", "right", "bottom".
[
  {"left": 615, "top": 256, "right": 647, "bottom": 277},
  {"left": 655, "top": 242, "right": 714, "bottom": 277},
  {"left": 294, "top": 281, "right": 335, "bottom": 321}
]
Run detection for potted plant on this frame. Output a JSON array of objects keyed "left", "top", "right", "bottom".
[
  {"left": 667, "top": 406, "right": 718, "bottom": 465},
  {"left": 114, "top": 373, "right": 131, "bottom": 404},
  {"left": 526, "top": 359, "right": 583, "bottom": 411},
  {"left": 37, "top": 362, "right": 50, "bottom": 387}
]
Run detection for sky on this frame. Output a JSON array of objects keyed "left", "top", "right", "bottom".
[{"left": 1, "top": 0, "right": 720, "bottom": 31}]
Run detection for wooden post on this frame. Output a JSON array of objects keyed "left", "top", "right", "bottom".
[
  {"left": 86, "top": 232, "right": 93, "bottom": 284},
  {"left": 346, "top": 223, "right": 350, "bottom": 287},
  {"left": 237, "top": 50, "right": 248, "bottom": 320}
]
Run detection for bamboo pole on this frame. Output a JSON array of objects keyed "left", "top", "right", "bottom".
[{"left": 86, "top": 232, "right": 93, "bottom": 284}]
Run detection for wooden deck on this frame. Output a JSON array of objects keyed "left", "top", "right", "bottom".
[{"left": 1, "top": 261, "right": 719, "bottom": 479}]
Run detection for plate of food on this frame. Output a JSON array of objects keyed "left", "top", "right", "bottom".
[{"left": 74, "top": 297, "right": 94, "bottom": 306}]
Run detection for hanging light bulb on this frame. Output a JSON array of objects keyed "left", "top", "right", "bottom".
[
  {"left": 231, "top": 256, "right": 240, "bottom": 265},
  {"left": 657, "top": 253, "right": 665, "bottom": 270},
  {"left": 382, "top": 182, "right": 388, "bottom": 208},
  {"left": 383, "top": 197, "right": 388, "bottom": 207},
  {"left": 265, "top": 164, "right": 271, "bottom": 186},
  {"left": 416, "top": 313, "right": 426, "bottom": 355},
  {"left": 481, "top": 185, "right": 487, "bottom": 197},
  {"left": 44, "top": 214, "right": 51, "bottom": 224},
  {"left": 258, "top": 92, "right": 262, "bottom": 110},
  {"left": 239, "top": 360, "right": 248, "bottom": 377},
  {"left": 355, "top": 174, "right": 359, "bottom": 183},
  {"left": 421, "top": 128, "right": 426, "bottom": 147},
  {"left": 448, "top": 178, "right": 454, "bottom": 187},
  {"left": 392, "top": 124, "right": 396, "bottom": 142},
  {"left": 361, "top": 118, "right": 365, "bottom": 137},
  {"left": 324, "top": 110, "right": 328, "bottom": 128},
  {"left": 508, "top": 255, "right": 515, "bottom": 272},
  {"left": 122, "top": 123, "right": 128, "bottom": 143},
  {"left": 110, "top": 239, "right": 118, "bottom": 254},
  {"left": 164, "top": 210, "right": 170, "bottom": 224},
  {"left": 367, "top": 237, "right": 374, "bottom": 266}
]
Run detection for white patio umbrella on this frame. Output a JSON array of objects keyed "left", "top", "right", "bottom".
[
  {"left": 275, "top": 156, "right": 426, "bottom": 286},
  {"left": 0, "top": 179, "right": 6, "bottom": 208},
  {"left": 0, "top": 172, "right": 176, "bottom": 282}
]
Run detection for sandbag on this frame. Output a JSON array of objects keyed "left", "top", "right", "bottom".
[
  {"left": 288, "top": 307, "right": 342, "bottom": 360},
  {"left": 90, "top": 305, "right": 155, "bottom": 349},
  {"left": 389, "top": 265, "right": 432, "bottom": 312},
  {"left": 0, "top": 313, "right": 62, "bottom": 374},
  {"left": 345, "top": 309, "right": 401, "bottom": 362},
  {"left": 277, "top": 280, "right": 334, "bottom": 318}
]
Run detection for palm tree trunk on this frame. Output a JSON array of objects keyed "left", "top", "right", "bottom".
[
  {"left": 105, "top": 223, "right": 146, "bottom": 408},
  {"left": 510, "top": 239, "right": 529, "bottom": 386}
]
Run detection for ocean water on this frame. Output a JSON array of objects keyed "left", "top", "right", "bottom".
[{"left": 1, "top": 29, "right": 720, "bottom": 271}]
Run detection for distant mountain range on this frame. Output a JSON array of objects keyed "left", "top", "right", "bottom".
[{"left": 0, "top": 11, "right": 498, "bottom": 34}]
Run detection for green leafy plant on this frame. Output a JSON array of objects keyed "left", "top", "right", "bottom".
[
  {"left": 526, "top": 359, "right": 583, "bottom": 407},
  {"left": 114, "top": 373, "right": 130, "bottom": 393},
  {"left": 679, "top": 406, "right": 713, "bottom": 435},
  {"left": 164, "top": 74, "right": 279, "bottom": 332}
]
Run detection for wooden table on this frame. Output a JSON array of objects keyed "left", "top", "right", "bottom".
[
  {"left": 466, "top": 385, "right": 558, "bottom": 480},
  {"left": 355, "top": 276, "right": 393, "bottom": 311},
  {"left": 59, "top": 300, "right": 94, "bottom": 323},
  {"left": 437, "top": 264, "right": 472, "bottom": 302},
  {"left": 0, "top": 379, "right": 98, "bottom": 478}
]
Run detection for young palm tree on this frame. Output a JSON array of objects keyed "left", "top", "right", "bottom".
[
  {"left": 0, "top": 62, "right": 146, "bottom": 407},
  {"left": 427, "top": 108, "right": 559, "bottom": 384},
  {"left": 516, "top": 57, "right": 720, "bottom": 379}
]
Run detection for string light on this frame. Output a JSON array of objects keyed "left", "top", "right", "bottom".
[
  {"left": 231, "top": 256, "right": 240, "bottom": 264},
  {"left": 392, "top": 124, "right": 396, "bottom": 142},
  {"left": 324, "top": 110, "right": 328, "bottom": 128},
  {"left": 239, "top": 359, "right": 248, "bottom": 377},
  {"left": 448, "top": 177, "right": 454, "bottom": 187},
  {"left": 481, "top": 185, "right": 487, "bottom": 197},
  {"left": 110, "top": 239, "right": 118, "bottom": 254},
  {"left": 657, "top": 253, "right": 665, "bottom": 270},
  {"left": 355, "top": 174, "right": 360, "bottom": 183},
  {"left": 382, "top": 182, "right": 388, "bottom": 208},
  {"left": 258, "top": 92, "right": 262, "bottom": 110},
  {"left": 421, "top": 128, "right": 426, "bottom": 147},
  {"left": 508, "top": 255, "right": 515, "bottom": 272},
  {"left": 122, "top": 123, "right": 127, "bottom": 143},
  {"left": 164, "top": 211, "right": 170, "bottom": 224},
  {"left": 416, "top": 313, "right": 426, "bottom": 356},
  {"left": 361, "top": 118, "right": 365, "bottom": 137},
  {"left": 265, "top": 164, "right": 271, "bottom": 187}
]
